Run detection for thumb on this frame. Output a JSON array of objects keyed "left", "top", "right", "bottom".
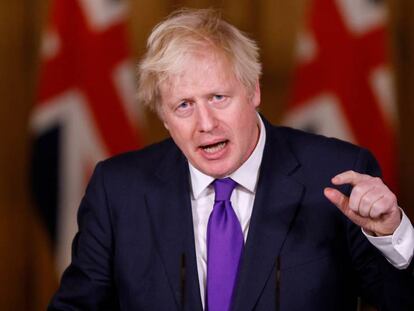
[
  {"left": 324, "top": 187, "right": 349, "bottom": 211},
  {"left": 324, "top": 187, "right": 367, "bottom": 228}
]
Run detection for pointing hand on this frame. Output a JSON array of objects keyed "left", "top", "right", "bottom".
[{"left": 324, "top": 170, "right": 401, "bottom": 236}]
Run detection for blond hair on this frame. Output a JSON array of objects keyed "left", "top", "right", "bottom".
[{"left": 137, "top": 8, "right": 262, "bottom": 113}]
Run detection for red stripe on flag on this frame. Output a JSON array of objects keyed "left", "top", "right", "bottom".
[
  {"left": 33, "top": 0, "right": 144, "bottom": 272},
  {"left": 285, "top": 0, "right": 398, "bottom": 191},
  {"left": 37, "top": 0, "right": 141, "bottom": 154}
]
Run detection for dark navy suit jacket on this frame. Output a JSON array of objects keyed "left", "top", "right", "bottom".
[{"left": 49, "top": 119, "right": 414, "bottom": 310}]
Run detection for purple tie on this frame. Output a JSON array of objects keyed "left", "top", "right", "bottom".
[{"left": 206, "top": 178, "right": 244, "bottom": 311}]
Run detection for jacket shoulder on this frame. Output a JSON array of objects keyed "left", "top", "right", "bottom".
[
  {"left": 270, "top": 126, "right": 379, "bottom": 176},
  {"left": 96, "top": 138, "right": 180, "bottom": 180},
  {"left": 274, "top": 126, "right": 360, "bottom": 153},
  {"left": 273, "top": 126, "right": 367, "bottom": 159}
]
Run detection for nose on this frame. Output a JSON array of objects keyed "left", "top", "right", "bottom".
[{"left": 196, "top": 103, "right": 218, "bottom": 133}]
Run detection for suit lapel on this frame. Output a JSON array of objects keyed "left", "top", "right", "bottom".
[
  {"left": 232, "top": 123, "right": 304, "bottom": 311},
  {"left": 144, "top": 145, "right": 203, "bottom": 311},
  {"left": 143, "top": 122, "right": 304, "bottom": 311}
]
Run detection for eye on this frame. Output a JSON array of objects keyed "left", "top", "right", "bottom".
[
  {"left": 210, "top": 94, "right": 229, "bottom": 108},
  {"left": 177, "top": 101, "right": 190, "bottom": 110},
  {"left": 174, "top": 100, "right": 193, "bottom": 117}
]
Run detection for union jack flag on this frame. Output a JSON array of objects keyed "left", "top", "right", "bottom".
[
  {"left": 284, "top": 0, "right": 398, "bottom": 191},
  {"left": 31, "top": 0, "right": 143, "bottom": 274}
]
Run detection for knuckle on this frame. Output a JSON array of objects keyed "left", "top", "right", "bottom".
[
  {"left": 373, "top": 176, "right": 382, "bottom": 183},
  {"left": 370, "top": 205, "right": 381, "bottom": 218},
  {"left": 384, "top": 196, "right": 397, "bottom": 209},
  {"left": 359, "top": 206, "right": 368, "bottom": 216},
  {"left": 347, "top": 198, "right": 358, "bottom": 211},
  {"left": 351, "top": 186, "right": 364, "bottom": 198},
  {"left": 361, "top": 196, "right": 371, "bottom": 206},
  {"left": 372, "top": 200, "right": 383, "bottom": 211},
  {"left": 369, "top": 204, "right": 377, "bottom": 215}
]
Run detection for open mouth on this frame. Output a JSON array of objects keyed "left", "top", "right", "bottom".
[{"left": 201, "top": 140, "right": 228, "bottom": 154}]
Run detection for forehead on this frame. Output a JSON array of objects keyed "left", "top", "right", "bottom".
[{"left": 159, "top": 49, "right": 238, "bottom": 98}]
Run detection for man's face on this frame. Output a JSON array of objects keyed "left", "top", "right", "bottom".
[{"left": 159, "top": 50, "right": 260, "bottom": 178}]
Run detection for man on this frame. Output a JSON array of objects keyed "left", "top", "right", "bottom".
[{"left": 49, "top": 8, "right": 414, "bottom": 311}]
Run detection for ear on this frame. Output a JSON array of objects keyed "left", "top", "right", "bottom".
[{"left": 252, "top": 79, "right": 261, "bottom": 108}]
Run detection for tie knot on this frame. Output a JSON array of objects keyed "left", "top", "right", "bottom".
[{"left": 213, "top": 178, "right": 237, "bottom": 201}]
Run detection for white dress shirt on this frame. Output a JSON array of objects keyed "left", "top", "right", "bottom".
[{"left": 188, "top": 115, "right": 414, "bottom": 308}]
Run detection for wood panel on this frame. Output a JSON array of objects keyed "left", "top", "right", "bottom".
[
  {"left": 392, "top": 0, "right": 414, "bottom": 219},
  {"left": 0, "top": 0, "right": 57, "bottom": 310}
]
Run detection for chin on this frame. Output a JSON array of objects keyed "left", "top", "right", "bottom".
[
  {"left": 193, "top": 157, "right": 236, "bottom": 177},
  {"left": 203, "top": 166, "right": 233, "bottom": 179}
]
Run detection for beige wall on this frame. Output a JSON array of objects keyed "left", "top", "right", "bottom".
[{"left": 0, "top": 0, "right": 412, "bottom": 309}]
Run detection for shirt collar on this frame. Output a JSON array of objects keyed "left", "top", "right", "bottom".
[{"left": 189, "top": 114, "right": 266, "bottom": 199}]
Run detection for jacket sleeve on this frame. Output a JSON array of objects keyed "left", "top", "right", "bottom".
[
  {"left": 48, "top": 162, "right": 119, "bottom": 310},
  {"left": 347, "top": 148, "right": 414, "bottom": 310}
]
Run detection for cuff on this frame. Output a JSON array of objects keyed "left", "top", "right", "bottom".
[{"left": 363, "top": 210, "right": 414, "bottom": 269}]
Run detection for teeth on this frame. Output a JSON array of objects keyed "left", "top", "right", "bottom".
[{"left": 203, "top": 141, "right": 226, "bottom": 153}]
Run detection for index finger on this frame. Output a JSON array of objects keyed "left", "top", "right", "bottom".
[{"left": 331, "top": 170, "right": 371, "bottom": 186}]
